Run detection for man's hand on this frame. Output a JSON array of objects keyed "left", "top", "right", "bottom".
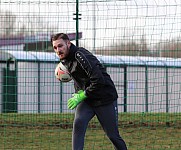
[{"left": 68, "top": 90, "right": 87, "bottom": 109}]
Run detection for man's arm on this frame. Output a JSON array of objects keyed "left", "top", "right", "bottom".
[{"left": 75, "top": 50, "right": 105, "bottom": 98}]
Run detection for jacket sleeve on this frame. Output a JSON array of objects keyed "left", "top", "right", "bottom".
[
  {"left": 75, "top": 51, "right": 105, "bottom": 97},
  {"left": 74, "top": 82, "right": 81, "bottom": 93}
]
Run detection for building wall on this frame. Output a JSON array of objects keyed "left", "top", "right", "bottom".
[
  {"left": 106, "top": 66, "right": 181, "bottom": 113},
  {"left": 17, "top": 62, "right": 74, "bottom": 113},
  {"left": 17, "top": 62, "right": 39, "bottom": 113},
  {"left": 39, "top": 63, "right": 74, "bottom": 113},
  {"left": 107, "top": 67, "right": 125, "bottom": 112},
  {"left": 0, "top": 61, "right": 181, "bottom": 113},
  {"left": 127, "top": 67, "right": 146, "bottom": 112},
  {"left": 148, "top": 67, "right": 167, "bottom": 112},
  {"left": 168, "top": 68, "right": 181, "bottom": 112}
]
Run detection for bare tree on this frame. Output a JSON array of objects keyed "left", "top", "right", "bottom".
[
  {"left": 0, "top": 9, "right": 57, "bottom": 37},
  {"left": 19, "top": 24, "right": 27, "bottom": 36},
  {"left": 0, "top": 10, "right": 16, "bottom": 37},
  {"left": 138, "top": 33, "right": 149, "bottom": 56},
  {"left": 158, "top": 38, "right": 181, "bottom": 58}
]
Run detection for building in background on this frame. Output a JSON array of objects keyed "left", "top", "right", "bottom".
[{"left": 0, "top": 32, "right": 82, "bottom": 51}]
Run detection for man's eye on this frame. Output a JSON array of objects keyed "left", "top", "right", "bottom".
[{"left": 54, "top": 44, "right": 62, "bottom": 50}]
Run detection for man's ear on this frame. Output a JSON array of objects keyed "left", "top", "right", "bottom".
[{"left": 67, "top": 40, "right": 71, "bottom": 48}]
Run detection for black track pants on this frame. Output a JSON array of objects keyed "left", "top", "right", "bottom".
[{"left": 72, "top": 100, "right": 127, "bottom": 150}]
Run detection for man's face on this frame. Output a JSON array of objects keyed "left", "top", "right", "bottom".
[{"left": 52, "top": 39, "right": 71, "bottom": 60}]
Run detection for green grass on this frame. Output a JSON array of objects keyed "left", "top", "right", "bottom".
[{"left": 0, "top": 113, "right": 180, "bottom": 150}]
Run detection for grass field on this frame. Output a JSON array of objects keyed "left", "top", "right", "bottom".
[{"left": 0, "top": 113, "right": 180, "bottom": 150}]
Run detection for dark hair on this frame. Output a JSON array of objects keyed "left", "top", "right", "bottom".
[{"left": 50, "top": 33, "right": 70, "bottom": 44}]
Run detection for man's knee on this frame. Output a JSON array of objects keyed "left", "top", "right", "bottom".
[{"left": 73, "top": 117, "right": 87, "bottom": 131}]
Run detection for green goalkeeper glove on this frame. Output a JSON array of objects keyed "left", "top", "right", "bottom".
[{"left": 68, "top": 90, "right": 87, "bottom": 109}]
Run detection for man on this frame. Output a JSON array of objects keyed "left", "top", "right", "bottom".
[{"left": 51, "top": 33, "right": 127, "bottom": 150}]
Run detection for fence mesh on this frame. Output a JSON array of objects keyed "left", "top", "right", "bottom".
[{"left": 0, "top": 0, "right": 181, "bottom": 150}]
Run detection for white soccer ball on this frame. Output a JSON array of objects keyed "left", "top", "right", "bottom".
[{"left": 55, "top": 62, "right": 72, "bottom": 82}]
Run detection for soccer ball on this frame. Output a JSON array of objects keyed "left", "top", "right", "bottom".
[{"left": 55, "top": 62, "right": 72, "bottom": 82}]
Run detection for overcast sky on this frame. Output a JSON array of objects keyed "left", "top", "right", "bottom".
[{"left": 0, "top": 0, "right": 181, "bottom": 49}]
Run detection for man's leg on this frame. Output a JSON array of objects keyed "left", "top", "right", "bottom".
[
  {"left": 94, "top": 100, "right": 127, "bottom": 150},
  {"left": 72, "top": 101, "right": 95, "bottom": 150}
]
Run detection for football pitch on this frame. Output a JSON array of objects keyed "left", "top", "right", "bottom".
[{"left": 0, "top": 113, "right": 180, "bottom": 150}]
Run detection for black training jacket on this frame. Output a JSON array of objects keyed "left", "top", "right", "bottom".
[{"left": 61, "top": 43, "right": 118, "bottom": 107}]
